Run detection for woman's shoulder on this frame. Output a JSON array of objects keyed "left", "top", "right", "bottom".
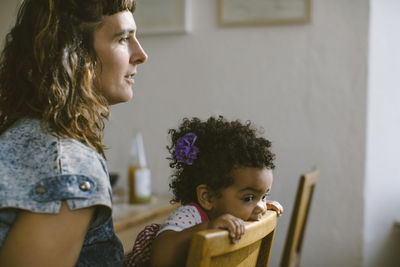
[
  {"left": 0, "top": 118, "right": 112, "bottom": 215},
  {"left": 0, "top": 117, "right": 105, "bottom": 162},
  {"left": 0, "top": 117, "right": 107, "bottom": 180},
  {"left": 0, "top": 118, "right": 59, "bottom": 179}
]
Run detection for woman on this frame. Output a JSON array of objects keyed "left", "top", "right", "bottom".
[{"left": 0, "top": 0, "right": 147, "bottom": 266}]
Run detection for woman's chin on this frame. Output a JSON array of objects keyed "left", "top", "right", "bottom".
[{"left": 107, "top": 93, "right": 133, "bottom": 105}]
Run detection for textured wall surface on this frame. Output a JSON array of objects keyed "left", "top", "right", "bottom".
[
  {"left": 104, "top": 1, "right": 368, "bottom": 266},
  {"left": 0, "top": 0, "right": 19, "bottom": 46},
  {"left": 365, "top": 0, "right": 400, "bottom": 267},
  {"left": 0, "top": 0, "right": 375, "bottom": 266}
]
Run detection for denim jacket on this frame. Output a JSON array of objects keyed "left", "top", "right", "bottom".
[{"left": 0, "top": 118, "right": 124, "bottom": 266}]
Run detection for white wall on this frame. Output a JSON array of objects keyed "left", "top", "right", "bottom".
[
  {"left": 0, "top": 0, "right": 380, "bottom": 266},
  {"left": 104, "top": 1, "right": 368, "bottom": 266},
  {"left": 0, "top": 0, "right": 19, "bottom": 46},
  {"left": 364, "top": 0, "right": 400, "bottom": 266}
]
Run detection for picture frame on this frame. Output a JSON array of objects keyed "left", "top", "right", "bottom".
[
  {"left": 134, "top": 0, "right": 191, "bottom": 35},
  {"left": 218, "top": 0, "right": 312, "bottom": 26}
]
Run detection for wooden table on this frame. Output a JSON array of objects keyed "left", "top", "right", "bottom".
[{"left": 112, "top": 195, "right": 178, "bottom": 254}]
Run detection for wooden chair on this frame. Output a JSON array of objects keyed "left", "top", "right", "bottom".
[
  {"left": 186, "top": 210, "right": 278, "bottom": 267},
  {"left": 280, "top": 168, "right": 319, "bottom": 267}
]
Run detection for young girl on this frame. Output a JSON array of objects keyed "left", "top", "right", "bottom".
[
  {"left": 0, "top": 0, "right": 147, "bottom": 266},
  {"left": 126, "top": 116, "right": 283, "bottom": 267}
]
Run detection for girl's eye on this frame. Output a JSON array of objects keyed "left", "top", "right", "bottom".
[
  {"left": 243, "top": 195, "right": 254, "bottom": 203},
  {"left": 262, "top": 193, "right": 270, "bottom": 201}
]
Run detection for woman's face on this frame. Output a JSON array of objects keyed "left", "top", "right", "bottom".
[{"left": 93, "top": 10, "right": 147, "bottom": 105}]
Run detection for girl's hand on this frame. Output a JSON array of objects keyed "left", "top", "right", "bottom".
[
  {"left": 267, "top": 200, "right": 284, "bottom": 216},
  {"left": 208, "top": 214, "right": 245, "bottom": 243}
]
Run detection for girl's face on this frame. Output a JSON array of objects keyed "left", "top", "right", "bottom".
[
  {"left": 209, "top": 167, "right": 273, "bottom": 221},
  {"left": 93, "top": 10, "right": 147, "bottom": 105}
]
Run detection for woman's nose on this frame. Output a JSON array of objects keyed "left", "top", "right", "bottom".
[{"left": 130, "top": 39, "right": 148, "bottom": 65}]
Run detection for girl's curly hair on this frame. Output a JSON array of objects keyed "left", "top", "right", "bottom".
[
  {"left": 167, "top": 116, "right": 275, "bottom": 205},
  {"left": 0, "top": 0, "right": 136, "bottom": 158}
]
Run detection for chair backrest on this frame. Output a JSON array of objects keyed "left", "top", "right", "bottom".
[
  {"left": 280, "top": 168, "right": 319, "bottom": 267},
  {"left": 186, "top": 210, "right": 278, "bottom": 267}
]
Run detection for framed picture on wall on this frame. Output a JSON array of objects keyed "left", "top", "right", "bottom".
[
  {"left": 218, "top": 0, "right": 311, "bottom": 26},
  {"left": 134, "top": 0, "right": 191, "bottom": 35}
]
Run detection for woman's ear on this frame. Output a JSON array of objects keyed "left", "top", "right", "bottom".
[{"left": 196, "top": 184, "right": 214, "bottom": 211}]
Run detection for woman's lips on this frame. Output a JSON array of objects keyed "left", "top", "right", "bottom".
[{"left": 125, "top": 74, "right": 135, "bottom": 85}]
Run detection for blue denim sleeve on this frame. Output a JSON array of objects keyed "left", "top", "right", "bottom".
[
  {"left": 0, "top": 119, "right": 124, "bottom": 264},
  {"left": 0, "top": 118, "right": 112, "bottom": 229}
]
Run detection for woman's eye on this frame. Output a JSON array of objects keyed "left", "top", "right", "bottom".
[
  {"left": 119, "top": 36, "right": 130, "bottom": 43},
  {"left": 243, "top": 195, "right": 254, "bottom": 202}
]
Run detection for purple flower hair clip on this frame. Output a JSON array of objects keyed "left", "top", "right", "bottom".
[{"left": 175, "top": 133, "right": 199, "bottom": 165}]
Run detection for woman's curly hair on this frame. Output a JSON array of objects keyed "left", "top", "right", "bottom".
[
  {"left": 0, "top": 0, "right": 136, "bottom": 157},
  {"left": 167, "top": 116, "right": 275, "bottom": 205}
]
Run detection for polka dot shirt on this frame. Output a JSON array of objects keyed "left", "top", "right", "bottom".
[{"left": 157, "top": 203, "right": 209, "bottom": 236}]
